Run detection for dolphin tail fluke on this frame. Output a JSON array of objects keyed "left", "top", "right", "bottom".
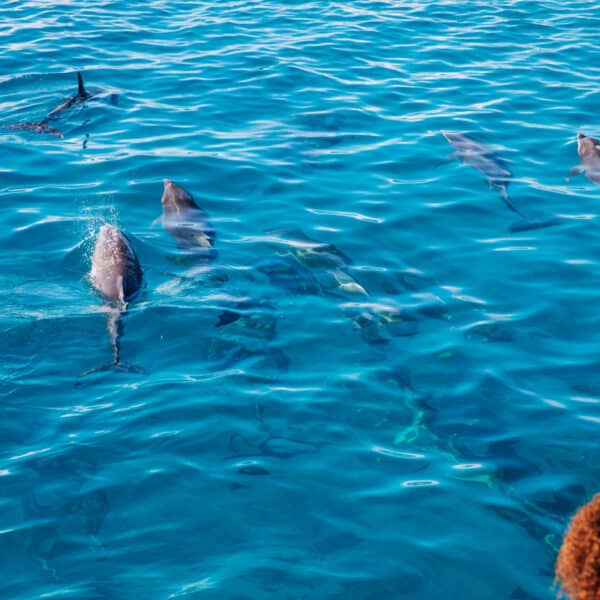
[
  {"left": 497, "top": 185, "right": 527, "bottom": 220},
  {"left": 495, "top": 184, "right": 564, "bottom": 232},
  {"left": 78, "top": 72, "right": 86, "bottom": 97},
  {"left": 79, "top": 360, "right": 147, "bottom": 377},
  {"left": 114, "top": 361, "right": 147, "bottom": 374},
  {"left": 78, "top": 308, "right": 146, "bottom": 376},
  {"left": 217, "top": 310, "right": 243, "bottom": 327},
  {"left": 509, "top": 217, "right": 565, "bottom": 233},
  {"left": 79, "top": 363, "right": 112, "bottom": 376}
]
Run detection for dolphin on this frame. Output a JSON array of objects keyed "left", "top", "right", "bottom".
[
  {"left": 46, "top": 72, "right": 92, "bottom": 118},
  {"left": 442, "top": 131, "right": 521, "bottom": 214},
  {"left": 7, "top": 121, "right": 63, "bottom": 138},
  {"left": 442, "top": 131, "right": 563, "bottom": 232},
  {"left": 258, "top": 229, "right": 419, "bottom": 343},
  {"left": 7, "top": 72, "right": 115, "bottom": 139},
  {"left": 262, "top": 228, "right": 368, "bottom": 298},
  {"left": 158, "top": 179, "right": 217, "bottom": 257},
  {"left": 568, "top": 132, "right": 600, "bottom": 184},
  {"left": 85, "top": 224, "right": 144, "bottom": 374}
]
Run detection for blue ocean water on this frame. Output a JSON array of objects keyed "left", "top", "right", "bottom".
[{"left": 2, "top": 0, "right": 600, "bottom": 597}]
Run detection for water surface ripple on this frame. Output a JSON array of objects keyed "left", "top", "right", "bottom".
[{"left": 1, "top": 1, "right": 600, "bottom": 598}]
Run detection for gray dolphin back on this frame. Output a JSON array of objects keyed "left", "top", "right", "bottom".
[
  {"left": 84, "top": 225, "right": 144, "bottom": 375},
  {"left": 91, "top": 224, "right": 142, "bottom": 305},
  {"left": 160, "top": 179, "right": 216, "bottom": 256},
  {"left": 443, "top": 130, "right": 512, "bottom": 183}
]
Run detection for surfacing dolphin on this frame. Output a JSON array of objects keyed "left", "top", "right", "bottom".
[
  {"left": 442, "top": 130, "right": 562, "bottom": 232},
  {"left": 46, "top": 72, "right": 94, "bottom": 118},
  {"left": 8, "top": 72, "right": 115, "bottom": 139},
  {"left": 442, "top": 130, "right": 517, "bottom": 212},
  {"left": 568, "top": 133, "right": 600, "bottom": 184},
  {"left": 84, "top": 224, "right": 144, "bottom": 375},
  {"left": 158, "top": 179, "right": 217, "bottom": 258}
]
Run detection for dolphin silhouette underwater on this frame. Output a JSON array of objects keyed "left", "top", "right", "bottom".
[
  {"left": 442, "top": 131, "right": 562, "bottom": 232},
  {"left": 257, "top": 229, "right": 419, "bottom": 343},
  {"left": 8, "top": 72, "right": 116, "bottom": 139},
  {"left": 568, "top": 132, "right": 600, "bottom": 185},
  {"left": 84, "top": 224, "right": 144, "bottom": 375}
]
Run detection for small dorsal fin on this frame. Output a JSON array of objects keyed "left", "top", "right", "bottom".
[{"left": 77, "top": 72, "right": 86, "bottom": 97}]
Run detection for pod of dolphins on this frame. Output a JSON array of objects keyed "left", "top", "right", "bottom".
[
  {"left": 10, "top": 73, "right": 600, "bottom": 596},
  {"left": 8, "top": 72, "right": 599, "bottom": 370}
]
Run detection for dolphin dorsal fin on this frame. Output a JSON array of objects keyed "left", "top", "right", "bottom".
[{"left": 77, "top": 72, "right": 86, "bottom": 97}]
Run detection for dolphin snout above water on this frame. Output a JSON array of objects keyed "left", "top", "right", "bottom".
[
  {"left": 159, "top": 179, "right": 216, "bottom": 256},
  {"left": 569, "top": 132, "right": 600, "bottom": 185}
]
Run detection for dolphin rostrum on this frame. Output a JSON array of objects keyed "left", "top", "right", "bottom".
[
  {"left": 85, "top": 224, "right": 144, "bottom": 374},
  {"left": 442, "top": 130, "right": 562, "bottom": 232},
  {"left": 158, "top": 179, "right": 217, "bottom": 257},
  {"left": 568, "top": 133, "right": 600, "bottom": 184}
]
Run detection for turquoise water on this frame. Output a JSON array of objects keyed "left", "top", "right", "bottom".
[{"left": 2, "top": 0, "right": 600, "bottom": 597}]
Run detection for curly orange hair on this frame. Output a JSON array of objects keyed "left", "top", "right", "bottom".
[{"left": 556, "top": 493, "right": 600, "bottom": 599}]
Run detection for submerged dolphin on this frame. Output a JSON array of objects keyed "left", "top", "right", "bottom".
[
  {"left": 85, "top": 224, "right": 143, "bottom": 374},
  {"left": 8, "top": 72, "right": 114, "bottom": 138},
  {"left": 262, "top": 228, "right": 368, "bottom": 297},
  {"left": 158, "top": 179, "right": 217, "bottom": 257},
  {"left": 442, "top": 131, "right": 520, "bottom": 215},
  {"left": 568, "top": 133, "right": 600, "bottom": 184},
  {"left": 7, "top": 121, "right": 63, "bottom": 138},
  {"left": 442, "top": 130, "right": 562, "bottom": 232},
  {"left": 259, "top": 229, "right": 418, "bottom": 344}
]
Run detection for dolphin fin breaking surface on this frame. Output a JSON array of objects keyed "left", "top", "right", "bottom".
[
  {"left": 8, "top": 71, "right": 102, "bottom": 139},
  {"left": 46, "top": 71, "right": 91, "bottom": 118},
  {"left": 78, "top": 71, "right": 86, "bottom": 97}
]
